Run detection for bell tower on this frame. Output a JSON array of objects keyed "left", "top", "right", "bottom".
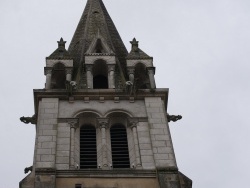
[{"left": 19, "top": 0, "right": 192, "bottom": 188}]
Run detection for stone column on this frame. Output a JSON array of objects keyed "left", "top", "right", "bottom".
[
  {"left": 147, "top": 67, "right": 156, "bottom": 89},
  {"left": 97, "top": 118, "right": 109, "bottom": 169},
  {"left": 108, "top": 65, "right": 115, "bottom": 89},
  {"left": 44, "top": 69, "right": 52, "bottom": 89},
  {"left": 68, "top": 119, "right": 78, "bottom": 169},
  {"left": 128, "top": 67, "right": 135, "bottom": 84},
  {"left": 129, "top": 118, "right": 142, "bottom": 168},
  {"left": 66, "top": 68, "right": 73, "bottom": 82},
  {"left": 86, "top": 65, "right": 93, "bottom": 89}
]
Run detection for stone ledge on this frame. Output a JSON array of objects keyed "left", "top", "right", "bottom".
[{"left": 56, "top": 169, "right": 157, "bottom": 178}]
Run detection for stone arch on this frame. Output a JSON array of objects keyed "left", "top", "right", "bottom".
[
  {"left": 51, "top": 62, "right": 66, "bottom": 89},
  {"left": 74, "top": 111, "right": 102, "bottom": 169},
  {"left": 106, "top": 111, "right": 135, "bottom": 168}
]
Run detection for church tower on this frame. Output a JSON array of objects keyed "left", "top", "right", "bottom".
[{"left": 20, "top": 0, "right": 192, "bottom": 187}]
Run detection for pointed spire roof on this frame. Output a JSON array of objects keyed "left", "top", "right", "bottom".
[{"left": 68, "top": 0, "right": 128, "bottom": 69}]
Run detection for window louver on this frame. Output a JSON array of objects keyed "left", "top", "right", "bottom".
[
  {"left": 110, "top": 124, "right": 130, "bottom": 168},
  {"left": 80, "top": 125, "right": 97, "bottom": 169}
]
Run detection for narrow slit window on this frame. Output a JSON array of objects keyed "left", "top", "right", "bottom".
[
  {"left": 110, "top": 124, "right": 130, "bottom": 168},
  {"left": 80, "top": 125, "right": 97, "bottom": 169}
]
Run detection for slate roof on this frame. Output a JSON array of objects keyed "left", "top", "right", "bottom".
[{"left": 68, "top": 0, "right": 128, "bottom": 71}]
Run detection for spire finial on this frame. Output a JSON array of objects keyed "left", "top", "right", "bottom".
[
  {"left": 130, "top": 38, "right": 139, "bottom": 52},
  {"left": 57, "top": 38, "right": 66, "bottom": 48}
]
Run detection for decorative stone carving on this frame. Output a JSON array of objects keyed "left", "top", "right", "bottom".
[
  {"left": 65, "top": 80, "right": 77, "bottom": 96},
  {"left": 97, "top": 118, "right": 109, "bottom": 129},
  {"left": 128, "top": 118, "right": 139, "bottom": 128},
  {"left": 167, "top": 113, "right": 182, "bottom": 122},
  {"left": 24, "top": 166, "right": 33, "bottom": 174},
  {"left": 108, "top": 65, "right": 115, "bottom": 72},
  {"left": 20, "top": 115, "right": 37, "bottom": 124},
  {"left": 65, "top": 68, "right": 73, "bottom": 75},
  {"left": 67, "top": 119, "right": 79, "bottom": 129}
]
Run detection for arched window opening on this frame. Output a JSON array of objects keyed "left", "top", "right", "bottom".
[
  {"left": 80, "top": 125, "right": 97, "bottom": 169},
  {"left": 110, "top": 124, "right": 130, "bottom": 168},
  {"left": 93, "top": 60, "right": 108, "bottom": 89},
  {"left": 51, "top": 63, "right": 66, "bottom": 89},
  {"left": 134, "top": 63, "right": 150, "bottom": 89}
]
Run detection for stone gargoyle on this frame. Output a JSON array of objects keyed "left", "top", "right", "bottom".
[
  {"left": 167, "top": 113, "right": 182, "bottom": 122},
  {"left": 24, "top": 166, "right": 33, "bottom": 174},
  {"left": 20, "top": 115, "right": 37, "bottom": 124}
]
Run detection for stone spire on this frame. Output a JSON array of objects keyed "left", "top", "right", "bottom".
[{"left": 68, "top": 0, "right": 128, "bottom": 71}]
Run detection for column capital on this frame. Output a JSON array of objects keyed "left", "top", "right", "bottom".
[
  {"left": 147, "top": 67, "right": 156, "bottom": 75},
  {"left": 44, "top": 67, "right": 52, "bottom": 75},
  {"left": 67, "top": 119, "right": 79, "bottom": 129},
  {"left": 97, "top": 118, "right": 109, "bottom": 129},
  {"left": 86, "top": 64, "right": 93, "bottom": 72},
  {"left": 128, "top": 118, "right": 139, "bottom": 128},
  {"left": 108, "top": 64, "right": 115, "bottom": 72},
  {"left": 127, "top": 67, "right": 135, "bottom": 75},
  {"left": 65, "top": 68, "right": 73, "bottom": 74}
]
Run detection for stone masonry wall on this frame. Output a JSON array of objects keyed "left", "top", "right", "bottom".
[
  {"left": 35, "top": 98, "right": 59, "bottom": 168},
  {"left": 56, "top": 123, "right": 70, "bottom": 170},
  {"left": 145, "top": 97, "right": 177, "bottom": 168},
  {"left": 137, "top": 121, "right": 155, "bottom": 169}
]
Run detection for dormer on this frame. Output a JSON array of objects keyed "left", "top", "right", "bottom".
[
  {"left": 84, "top": 31, "right": 116, "bottom": 89},
  {"left": 44, "top": 38, "right": 74, "bottom": 89},
  {"left": 126, "top": 38, "right": 156, "bottom": 89}
]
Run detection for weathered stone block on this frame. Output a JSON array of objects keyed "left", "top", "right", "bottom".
[
  {"left": 41, "top": 155, "right": 55, "bottom": 162},
  {"left": 57, "top": 144, "right": 70, "bottom": 151},
  {"left": 37, "top": 149, "right": 51, "bottom": 155},
  {"left": 38, "top": 136, "right": 53, "bottom": 142},
  {"left": 141, "top": 156, "right": 154, "bottom": 163},
  {"left": 154, "top": 153, "right": 168, "bottom": 160},
  {"left": 57, "top": 151, "right": 70, "bottom": 157},
  {"left": 57, "top": 138, "right": 69, "bottom": 145},
  {"left": 140, "top": 144, "right": 152, "bottom": 150},
  {"left": 141, "top": 150, "right": 153, "bottom": 156},
  {"left": 42, "top": 142, "right": 56, "bottom": 149},
  {"left": 56, "top": 157, "right": 69, "bottom": 164},
  {"left": 155, "top": 135, "right": 170, "bottom": 141},
  {"left": 43, "top": 130, "right": 57, "bottom": 136},
  {"left": 138, "top": 137, "right": 151, "bottom": 144}
]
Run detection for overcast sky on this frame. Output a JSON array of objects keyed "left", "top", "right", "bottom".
[{"left": 0, "top": 0, "right": 250, "bottom": 187}]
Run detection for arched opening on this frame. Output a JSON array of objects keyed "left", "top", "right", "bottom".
[
  {"left": 134, "top": 63, "right": 150, "bottom": 89},
  {"left": 51, "top": 63, "right": 66, "bottom": 89},
  {"left": 93, "top": 60, "right": 108, "bottom": 89},
  {"left": 80, "top": 125, "right": 97, "bottom": 169},
  {"left": 110, "top": 124, "right": 130, "bottom": 168}
]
